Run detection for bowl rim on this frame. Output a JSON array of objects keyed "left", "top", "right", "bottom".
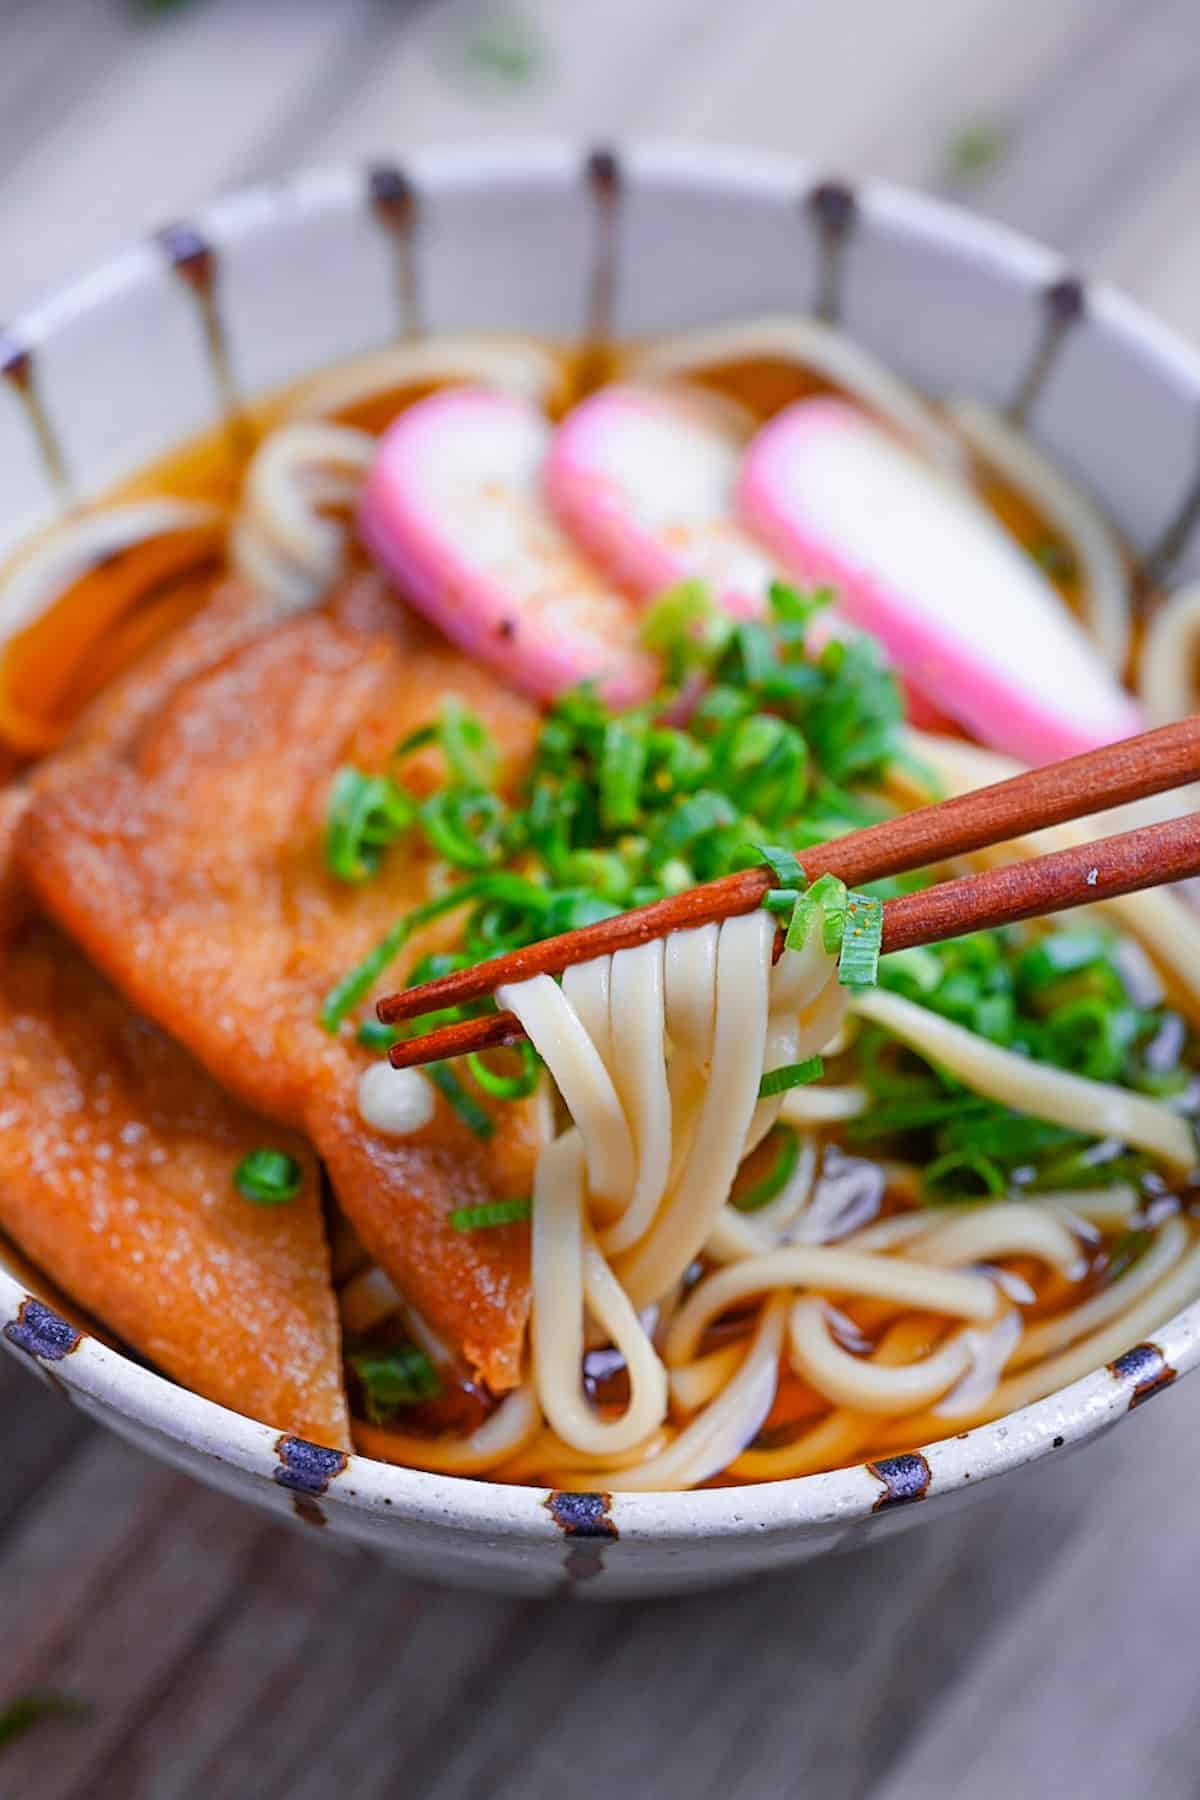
[{"left": 3, "top": 138, "right": 1200, "bottom": 1544}]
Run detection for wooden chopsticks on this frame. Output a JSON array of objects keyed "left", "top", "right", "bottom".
[{"left": 378, "top": 718, "right": 1200, "bottom": 1072}]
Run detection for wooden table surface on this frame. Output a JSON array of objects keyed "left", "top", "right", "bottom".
[{"left": 3, "top": 2, "right": 1200, "bottom": 1793}]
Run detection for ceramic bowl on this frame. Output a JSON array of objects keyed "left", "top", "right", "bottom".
[{"left": 3, "top": 143, "right": 1200, "bottom": 1599}]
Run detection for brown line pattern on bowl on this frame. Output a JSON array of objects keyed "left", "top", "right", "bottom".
[
  {"left": 0, "top": 331, "right": 70, "bottom": 498},
  {"left": 1107, "top": 1340, "right": 1178, "bottom": 1409},
  {"left": 156, "top": 222, "right": 244, "bottom": 438},
  {"left": 584, "top": 147, "right": 622, "bottom": 352},
  {"left": 545, "top": 1488, "right": 619, "bottom": 1582},
  {"left": 807, "top": 179, "right": 858, "bottom": 324},
  {"left": 866, "top": 1451, "right": 932, "bottom": 1512},
  {"left": 368, "top": 163, "right": 423, "bottom": 339},
  {"left": 1008, "top": 274, "right": 1087, "bottom": 425}
]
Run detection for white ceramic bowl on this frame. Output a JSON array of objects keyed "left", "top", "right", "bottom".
[{"left": 3, "top": 143, "right": 1200, "bottom": 1599}]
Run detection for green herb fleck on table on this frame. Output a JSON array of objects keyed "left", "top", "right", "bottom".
[
  {"left": 0, "top": 1694, "right": 91, "bottom": 1756},
  {"left": 946, "top": 121, "right": 1010, "bottom": 182}
]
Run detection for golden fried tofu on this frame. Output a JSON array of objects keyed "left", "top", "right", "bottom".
[
  {"left": 20, "top": 577, "right": 542, "bottom": 1389},
  {"left": 0, "top": 924, "right": 349, "bottom": 1446}
]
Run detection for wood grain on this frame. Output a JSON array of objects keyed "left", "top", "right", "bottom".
[{"left": 3, "top": 4, "right": 1200, "bottom": 1797}]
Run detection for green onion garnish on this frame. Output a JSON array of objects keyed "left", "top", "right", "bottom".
[
  {"left": 0, "top": 1693, "right": 91, "bottom": 1753},
  {"left": 838, "top": 891, "right": 884, "bottom": 988},
  {"left": 357, "top": 1019, "right": 399, "bottom": 1051},
  {"left": 324, "top": 767, "right": 414, "bottom": 883},
  {"left": 467, "top": 1041, "right": 541, "bottom": 1100},
  {"left": 349, "top": 1345, "right": 441, "bottom": 1423},
  {"left": 599, "top": 720, "right": 648, "bottom": 830},
  {"left": 752, "top": 844, "right": 808, "bottom": 888},
  {"left": 321, "top": 876, "right": 546, "bottom": 1034},
  {"left": 734, "top": 1125, "right": 802, "bottom": 1212},
  {"left": 449, "top": 1197, "right": 533, "bottom": 1231},
  {"left": 233, "top": 1148, "right": 304, "bottom": 1206},
  {"left": 419, "top": 789, "right": 507, "bottom": 869},
  {"left": 424, "top": 1063, "right": 494, "bottom": 1138},
  {"left": 785, "top": 871, "right": 849, "bottom": 956},
  {"left": 758, "top": 1056, "right": 824, "bottom": 1098},
  {"left": 921, "top": 1149, "right": 1008, "bottom": 1203},
  {"left": 438, "top": 697, "right": 498, "bottom": 788}
]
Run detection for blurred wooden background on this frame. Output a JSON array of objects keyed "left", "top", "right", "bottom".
[{"left": 2, "top": 1, "right": 1200, "bottom": 1794}]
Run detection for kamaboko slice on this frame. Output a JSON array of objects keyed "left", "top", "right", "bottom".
[
  {"left": 545, "top": 384, "right": 776, "bottom": 618},
  {"left": 738, "top": 398, "right": 1142, "bottom": 763},
  {"left": 360, "top": 388, "right": 656, "bottom": 705}
]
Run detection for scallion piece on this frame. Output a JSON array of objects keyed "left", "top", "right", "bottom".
[
  {"left": 234, "top": 1148, "right": 304, "bottom": 1206},
  {"left": 357, "top": 1019, "right": 399, "bottom": 1051},
  {"left": 838, "top": 891, "right": 884, "bottom": 988},
  {"left": 734, "top": 1125, "right": 801, "bottom": 1212},
  {"left": 752, "top": 844, "right": 808, "bottom": 888},
  {"left": 439, "top": 697, "right": 498, "bottom": 789},
  {"left": 419, "top": 789, "right": 507, "bottom": 869},
  {"left": 920, "top": 1149, "right": 1007, "bottom": 1203},
  {"left": 786, "top": 872, "right": 848, "bottom": 955},
  {"left": 349, "top": 1345, "right": 441, "bottom": 1422},
  {"left": 599, "top": 721, "right": 648, "bottom": 829},
  {"left": 467, "top": 1041, "right": 541, "bottom": 1100},
  {"left": 449, "top": 1197, "right": 533, "bottom": 1231},
  {"left": 758, "top": 1056, "right": 824, "bottom": 1098},
  {"left": 324, "top": 767, "right": 414, "bottom": 883},
  {"left": 0, "top": 1694, "right": 91, "bottom": 1752},
  {"left": 763, "top": 887, "right": 802, "bottom": 917},
  {"left": 424, "top": 1063, "right": 494, "bottom": 1138},
  {"left": 320, "top": 876, "right": 547, "bottom": 1033}
]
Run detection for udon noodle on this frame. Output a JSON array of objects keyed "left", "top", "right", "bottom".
[{"left": 0, "top": 308, "right": 1198, "bottom": 1491}]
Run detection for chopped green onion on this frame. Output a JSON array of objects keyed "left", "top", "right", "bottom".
[
  {"left": 0, "top": 1693, "right": 91, "bottom": 1753},
  {"left": 599, "top": 721, "right": 647, "bottom": 829},
  {"left": 321, "top": 876, "right": 548, "bottom": 1033},
  {"left": 717, "top": 714, "right": 809, "bottom": 819},
  {"left": 1042, "top": 999, "right": 1139, "bottom": 1083},
  {"left": 758, "top": 1056, "right": 824, "bottom": 1098},
  {"left": 349, "top": 1345, "right": 441, "bottom": 1422},
  {"left": 234, "top": 1148, "right": 304, "bottom": 1206},
  {"left": 763, "top": 886, "right": 802, "bottom": 917},
  {"left": 786, "top": 872, "right": 849, "bottom": 956},
  {"left": 652, "top": 790, "right": 740, "bottom": 862},
  {"left": 357, "top": 1019, "right": 399, "bottom": 1051},
  {"left": 767, "top": 580, "right": 834, "bottom": 637},
  {"left": 467, "top": 1041, "right": 541, "bottom": 1100},
  {"left": 324, "top": 767, "right": 414, "bottom": 883},
  {"left": 449, "top": 1197, "right": 533, "bottom": 1231},
  {"left": 424, "top": 1063, "right": 494, "bottom": 1138},
  {"left": 419, "top": 789, "right": 507, "bottom": 869},
  {"left": 542, "top": 890, "right": 623, "bottom": 934},
  {"left": 838, "top": 891, "right": 883, "bottom": 988},
  {"left": 640, "top": 578, "right": 731, "bottom": 675},
  {"left": 751, "top": 844, "right": 808, "bottom": 888},
  {"left": 879, "top": 945, "right": 943, "bottom": 996},
  {"left": 439, "top": 697, "right": 498, "bottom": 789},
  {"left": 734, "top": 1125, "right": 802, "bottom": 1212},
  {"left": 921, "top": 1149, "right": 1007, "bottom": 1202},
  {"left": 392, "top": 722, "right": 439, "bottom": 761}
]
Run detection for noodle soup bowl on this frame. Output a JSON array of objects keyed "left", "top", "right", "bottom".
[{"left": 3, "top": 143, "right": 1200, "bottom": 1597}]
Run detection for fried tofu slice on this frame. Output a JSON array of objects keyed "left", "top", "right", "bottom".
[
  {"left": 0, "top": 575, "right": 308, "bottom": 946},
  {"left": 20, "top": 577, "right": 543, "bottom": 1389},
  {"left": 0, "top": 924, "right": 349, "bottom": 1446}
]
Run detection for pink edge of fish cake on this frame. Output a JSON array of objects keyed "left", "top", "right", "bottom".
[
  {"left": 737, "top": 397, "right": 1144, "bottom": 765},
  {"left": 545, "top": 384, "right": 776, "bottom": 619},
  {"left": 359, "top": 387, "right": 658, "bottom": 707}
]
